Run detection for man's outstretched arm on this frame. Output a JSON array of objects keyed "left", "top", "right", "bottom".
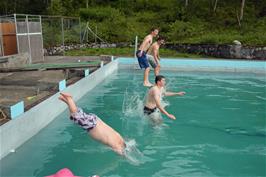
[
  {"left": 165, "top": 91, "right": 186, "bottom": 97},
  {"left": 154, "top": 91, "right": 176, "bottom": 120}
]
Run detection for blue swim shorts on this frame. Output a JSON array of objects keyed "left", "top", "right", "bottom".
[
  {"left": 136, "top": 50, "right": 149, "bottom": 69},
  {"left": 70, "top": 108, "right": 98, "bottom": 131}
]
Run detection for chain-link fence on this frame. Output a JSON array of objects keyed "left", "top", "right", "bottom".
[
  {"left": 0, "top": 14, "right": 43, "bottom": 63},
  {"left": 0, "top": 14, "right": 81, "bottom": 63},
  {"left": 42, "top": 15, "right": 81, "bottom": 51}
]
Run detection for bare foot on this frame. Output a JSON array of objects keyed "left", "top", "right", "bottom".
[
  {"left": 59, "top": 92, "right": 78, "bottom": 113},
  {"left": 143, "top": 82, "right": 153, "bottom": 87},
  {"left": 58, "top": 93, "right": 72, "bottom": 103},
  {"left": 60, "top": 92, "right": 72, "bottom": 98},
  {"left": 58, "top": 95, "right": 68, "bottom": 103}
]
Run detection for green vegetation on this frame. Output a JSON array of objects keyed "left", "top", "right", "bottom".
[
  {"left": 1, "top": 0, "right": 265, "bottom": 45},
  {"left": 66, "top": 47, "right": 134, "bottom": 56},
  {"left": 65, "top": 47, "right": 205, "bottom": 58}
]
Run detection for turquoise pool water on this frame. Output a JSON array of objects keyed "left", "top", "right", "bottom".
[{"left": 1, "top": 69, "right": 265, "bottom": 177}]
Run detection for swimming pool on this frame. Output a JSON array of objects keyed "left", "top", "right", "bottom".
[{"left": 1, "top": 68, "right": 265, "bottom": 177}]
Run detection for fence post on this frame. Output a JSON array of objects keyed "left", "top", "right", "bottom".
[
  {"left": 14, "top": 14, "right": 19, "bottom": 56},
  {"left": 134, "top": 35, "right": 138, "bottom": 58},
  {"left": 79, "top": 17, "right": 82, "bottom": 44},
  {"left": 40, "top": 15, "right": 45, "bottom": 61},
  {"left": 26, "top": 15, "right": 32, "bottom": 64},
  {"left": 0, "top": 17, "right": 4, "bottom": 56},
  {"left": 95, "top": 25, "right": 97, "bottom": 43},
  {"left": 61, "top": 17, "right": 65, "bottom": 56}
]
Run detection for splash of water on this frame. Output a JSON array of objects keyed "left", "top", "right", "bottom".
[
  {"left": 122, "top": 89, "right": 144, "bottom": 118},
  {"left": 146, "top": 110, "right": 163, "bottom": 125},
  {"left": 123, "top": 139, "right": 144, "bottom": 165},
  {"left": 161, "top": 99, "right": 170, "bottom": 108}
]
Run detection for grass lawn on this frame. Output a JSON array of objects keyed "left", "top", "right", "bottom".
[{"left": 65, "top": 47, "right": 207, "bottom": 58}]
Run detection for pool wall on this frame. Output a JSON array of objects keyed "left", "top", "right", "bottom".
[
  {"left": 118, "top": 57, "right": 266, "bottom": 74},
  {"left": 0, "top": 60, "right": 118, "bottom": 159}
]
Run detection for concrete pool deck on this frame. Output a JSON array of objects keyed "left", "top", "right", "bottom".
[
  {"left": 0, "top": 57, "right": 265, "bottom": 159},
  {"left": 0, "top": 56, "right": 111, "bottom": 124}
]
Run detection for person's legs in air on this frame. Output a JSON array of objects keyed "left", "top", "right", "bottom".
[
  {"left": 143, "top": 67, "right": 152, "bottom": 87},
  {"left": 59, "top": 92, "right": 125, "bottom": 155},
  {"left": 154, "top": 64, "right": 160, "bottom": 76},
  {"left": 147, "top": 54, "right": 159, "bottom": 77},
  {"left": 58, "top": 92, "right": 77, "bottom": 113},
  {"left": 137, "top": 52, "right": 152, "bottom": 87},
  {"left": 89, "top": 120, "right": 125, "bottom": 155}
]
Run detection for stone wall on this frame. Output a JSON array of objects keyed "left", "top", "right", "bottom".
[
  {"left": 0, "top": 53, "right": 29, "bottom": 68},
  {"left": 165, "top": 44, "right": 266, "bottom": 60},
  {"left": 45, "top": 42, "right": 266, "bottom": 60},
  {"left": 44, "top": 42, "right": 130, "bottom": 56}
]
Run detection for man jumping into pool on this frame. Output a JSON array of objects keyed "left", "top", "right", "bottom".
[
  {"left": 144, "top": 75, "right": 186, "bottom": 121},
  {"left": 58, "top": 92, "right": 125, "bottom": 155},
  {"left": 146, "top": 36, "right": 165, "bottom": 76},
  {"left": 136, "top": 27, "right": 159, "bottom": 87}
]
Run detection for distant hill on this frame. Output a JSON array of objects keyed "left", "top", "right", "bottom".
[{"left": 1, "top": 0, "right": 265, "bottom": 45}]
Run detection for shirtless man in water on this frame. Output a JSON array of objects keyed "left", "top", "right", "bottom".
[
  {"left": 136, "top": 27, "right": 159, "bottom": 87},
  {"left": 59, "top": 92, "right": 125, "bottom": 155},
  {"left": 144, "top": 75, "right": 186, "bottom": 121}
]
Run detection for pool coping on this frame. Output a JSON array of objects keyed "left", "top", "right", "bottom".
[
  {"left": 1, "top": 57, "right": 265, "bottom": 160},
  {"left": 117, "top": 57, "right": 266, "bottom": 74}
]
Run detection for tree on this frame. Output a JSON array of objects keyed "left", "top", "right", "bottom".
[
  {"left": 47, "top": 0, "right": 64, "bottom": 15},
  {"left": 213, "top": 0, "right": 218, "bottom": 12},
  {"left": 240, "top": 0, "right": 245, "bottom": 21},
  {"left": 236, "top": 0, "right": 246, "bottom": 27},
  {"left": 0, "top": 0, "right": 49, "bottom": 15}
]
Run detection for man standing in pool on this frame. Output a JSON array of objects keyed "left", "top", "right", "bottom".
[
  {"left": 146, "top": 36, "right": 165, "bottom": 76},
  {"left": 136, "top": 27, "right": 159, "bottom": 87},
  {"left": 144, "top": 75, "right": 186, "bottom": 121},
  {"left": 58, "top": 92, "right": 125, "bottom": 155}
]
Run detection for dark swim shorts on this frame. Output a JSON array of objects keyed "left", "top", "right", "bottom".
[
  {"left": 136, "top": 50, "right": 149, "bottom": 69},
  {"left": 70, "top": 108, "right": 98, "bottom": 131},
  {"left": 143, "top": 106, "right": 157, "bottom": 115}
]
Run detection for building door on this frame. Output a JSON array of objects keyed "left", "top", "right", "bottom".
[{"left": 1, "top": 22, "right": 18, "bottom": 56}]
